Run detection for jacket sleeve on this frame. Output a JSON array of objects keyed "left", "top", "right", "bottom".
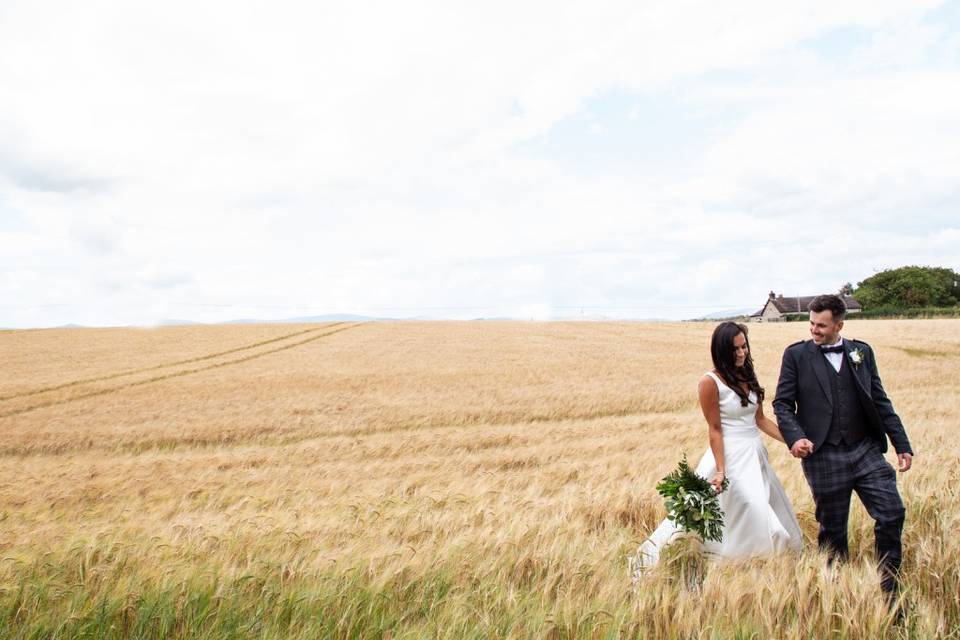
[
  {"left": 773, "top": 347, "right": 806, "bottom": 449},
  {"left": 866, "top": 345, "right": 913, "bottom": 455}
]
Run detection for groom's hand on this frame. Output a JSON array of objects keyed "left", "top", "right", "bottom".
[
  {"left": 790, "top": 438, "right": 814, "bottom": 458},
  {"left": 897, "top": 452, "right": 913, "bottom": 472}
]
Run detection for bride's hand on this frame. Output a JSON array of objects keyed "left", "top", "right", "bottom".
[{"left": 710, "top": 471, "right": 726, "bottom": 493}]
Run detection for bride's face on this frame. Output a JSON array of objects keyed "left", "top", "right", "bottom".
[{"left": 732, "top": 332, "right": 748, "bottom": 367}]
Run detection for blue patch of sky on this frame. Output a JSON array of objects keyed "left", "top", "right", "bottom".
[
  {"left": 925, "top": 0, "right": 960, "bottom": 30},
  {"left": 798, "top": 2, "right": 959, "bottom": 68},
  {"left": 517, "top": 88, "right": 742, "bottom": 175},
  {"left": 0, "top": 197, "right": 27, "bottom": 231},
  {"left": 799, "top": 25, "right": 874, "bottom": 61}
]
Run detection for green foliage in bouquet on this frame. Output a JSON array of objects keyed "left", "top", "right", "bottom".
[{"left": 656, "top": 455, "right": 729, "bottom": 543}]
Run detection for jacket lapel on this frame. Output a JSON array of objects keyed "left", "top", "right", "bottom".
[
  {"left": 844, "top": 343, "right": 871, "bottom": 396},
  {"left": 806, "top": 340, "right": 834, "bottom": 406}
]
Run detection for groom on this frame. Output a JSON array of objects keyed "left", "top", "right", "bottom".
[{"left": 773, "top": 294, "right": 913, "bottom": 599}]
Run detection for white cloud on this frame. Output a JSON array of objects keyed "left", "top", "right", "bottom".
[{"left": 0, "top": 0, "right": 958, "bottom": 326}]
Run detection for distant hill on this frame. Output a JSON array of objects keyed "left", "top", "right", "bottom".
[
  {"left": 13, "top": 311, "right": 757, "bottom": 330},
  {"left": 225, "top": 313, "right": 382, "bottom": 324},
  {"left": 696, "top": 308, "right": 756, "bottom": 321},
  {"left": 284, "top": 313, "right": 382, "bottom": 323}
]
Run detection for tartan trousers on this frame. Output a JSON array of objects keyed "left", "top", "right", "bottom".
[{"left": 801, "top": 438, "right": 906, "bottom": 593}]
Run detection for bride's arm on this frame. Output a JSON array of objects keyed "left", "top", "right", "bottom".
[
  {"left": 755, "top": 402, "right": 786, "bottom": 443},
  {"left": 698, "top": 376, "right": 726, "bottom": 492}
]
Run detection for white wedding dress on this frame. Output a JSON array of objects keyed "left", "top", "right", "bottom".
[{"left": 632, "top": 372, "right": 802, "bottom": 569}]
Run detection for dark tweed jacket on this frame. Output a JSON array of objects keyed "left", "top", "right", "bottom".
[{"left": 773, "top": 338, "right": 913, "bottom": 455}]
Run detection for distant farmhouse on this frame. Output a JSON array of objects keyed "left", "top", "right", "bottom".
[{"left": 750, "top": 291, "right": 862, "bottom": 322}]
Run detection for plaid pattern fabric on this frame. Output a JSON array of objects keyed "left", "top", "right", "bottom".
[{"left": 802, "top": 438, "right": 905, "bottom": 592}]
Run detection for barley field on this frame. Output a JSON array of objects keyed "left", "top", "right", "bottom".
[{"left": 0, "top": 320, "right": 957, "bottom": 639}]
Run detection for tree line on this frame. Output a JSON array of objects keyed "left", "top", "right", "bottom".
[{"left": 841, "top": 265, "right": 960, "bottom": 314}]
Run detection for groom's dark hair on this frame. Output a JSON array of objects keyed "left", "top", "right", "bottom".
[{"left": 808, "top": 294, "right": 847, "bottom": 320}]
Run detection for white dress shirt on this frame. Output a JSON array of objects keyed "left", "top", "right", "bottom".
[{"left": 822, "top": 337, "right": 844, "bottom": 373}]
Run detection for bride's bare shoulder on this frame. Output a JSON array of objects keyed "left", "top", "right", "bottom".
[{"left": 698, "top": 372, "right": 720, "bottom": 394}]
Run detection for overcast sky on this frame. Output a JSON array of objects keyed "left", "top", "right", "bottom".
[{"left": 1, "top": 1, "right": 959, "bottom": 327}]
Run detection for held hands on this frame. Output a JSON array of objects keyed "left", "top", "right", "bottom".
[
  {"left": 710, "top": 470, "right": 726, "bottom": 494},
  {"left": 790, "top": 438, "right": 814, "bottom": 459},
  {"left": 787, "top": 439, "right": 911, "bottom": 469}
]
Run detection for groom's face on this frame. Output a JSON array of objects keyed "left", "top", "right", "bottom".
[{"left": 809, "top": 310, "right": 843, "bottom": 345}]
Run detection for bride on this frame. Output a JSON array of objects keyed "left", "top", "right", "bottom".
[{"left": 632, "top": 322, "right": 802, "bottom": 570}]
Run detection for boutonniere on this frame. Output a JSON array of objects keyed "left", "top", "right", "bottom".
[{"left": 848, "top": 348, "right": 864, "bottom": 367}]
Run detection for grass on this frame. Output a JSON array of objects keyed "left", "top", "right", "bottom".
[{"left": 0, "top": 319, "right": 958, "bottom": 638}]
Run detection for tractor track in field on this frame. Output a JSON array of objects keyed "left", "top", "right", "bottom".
[
  {"left": 0, "top": 324, "right": 347, "bottom": 402},
  {"left": 0, "top": 323, "right": 360, "bottom": 420}
]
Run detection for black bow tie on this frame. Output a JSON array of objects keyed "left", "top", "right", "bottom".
[{"left": 820, "top": 345, "right": 844, "bottom": 354}]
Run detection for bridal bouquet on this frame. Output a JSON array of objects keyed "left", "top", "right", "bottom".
[{"left": 656, "top": 455, "right": 729, "bottom": 543}]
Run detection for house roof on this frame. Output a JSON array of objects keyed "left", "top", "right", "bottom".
[{"left": 769, "top": 295, "right": 862, "bottom": 314}]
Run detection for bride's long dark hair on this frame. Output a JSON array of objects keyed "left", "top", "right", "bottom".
[{"left": 710, "top": 322, "right": 764, "bottom": 406}]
